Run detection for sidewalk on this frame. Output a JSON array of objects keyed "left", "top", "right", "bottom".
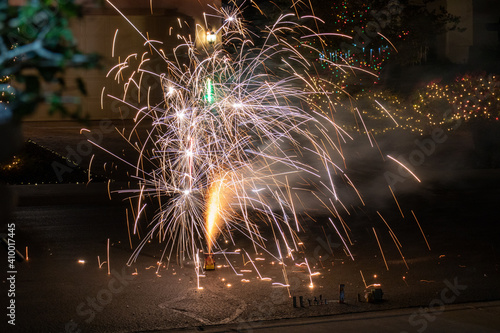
[{"left": 159, "top": 300, "right": 500, "bottom": 333}]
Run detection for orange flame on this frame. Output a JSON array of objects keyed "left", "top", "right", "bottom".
[{"left": 205, "top": 176, "right": 227, "bottom": 254}]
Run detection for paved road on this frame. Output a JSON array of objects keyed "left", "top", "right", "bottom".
[
  {"left": 3, "top": 188, "right": 500, "bottom": 333},
  {"left": 2, "top": 121, "right": 498, "bottom": 333}
]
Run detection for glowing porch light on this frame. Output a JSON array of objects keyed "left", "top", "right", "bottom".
[{"left": 206, "top": 31, "right": 216, "bottom": 44}]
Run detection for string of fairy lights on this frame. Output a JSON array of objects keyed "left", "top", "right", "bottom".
[
  {"left": 298, "top": 3, "right": 499, "bottom": 135},
  {"left": 308, "top": 73, "right": 500, "bottom": 136},
  {"left": 297, "top": 0, "right": 410, "bottom": 88},
  {"left": 0, "top": 73, "right": 14, "bottom": 122},
  {"left": 414, "top": 74, "right": 500, "bottom": 124},
  {"left": 0, "top": 139, "right": 98, "bottom": 185},
  {"left": 0, "top": 44, "right": 17, "bottom": 123},
  {"left": 327, "top": 1, "right": 395, "bottom": 74}
]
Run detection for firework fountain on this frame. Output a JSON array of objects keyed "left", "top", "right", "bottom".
[{"left": 97, "top": 0, "right": 379, "bottom": 286}]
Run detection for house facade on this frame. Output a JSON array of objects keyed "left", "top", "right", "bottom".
[
  {"left": 436, "top": 0, "right": 499, "bottom": 69},
  {"left": 16, "top": 0, "right": 222, "bottom": 120},
  {"left": 12, "top": 0, "right": 498, "bottom": 120}
]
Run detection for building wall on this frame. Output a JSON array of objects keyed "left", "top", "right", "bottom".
[
  {"left": 444, "top": 0, "right": 473, "bottom": 64},
  {"left": 469, "top": 0, "right": 500, "bottom": 70},
  {"left": 435, "top": 0, "right": 499, "bottom": 67},
  {"left": 23, "top": 0, "right": 221, "bottom": 121}
]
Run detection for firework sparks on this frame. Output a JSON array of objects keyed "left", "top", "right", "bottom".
[
  {"left": 387, "top": 155, "right": 421, "bottom": 183},
  {"left": 373, "top": 227, "right": 389, "bottom": 271},
  {"left": 412, "top": 210, "right": 431, "bottom": 251},
  {"left": 94, "top": 1, "right": 406, "bottom": 286}
]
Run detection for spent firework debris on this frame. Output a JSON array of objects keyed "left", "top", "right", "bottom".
[{"left": 94, "top": 1, "right": 389, "bottom": 281}]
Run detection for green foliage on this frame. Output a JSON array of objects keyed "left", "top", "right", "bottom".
[{"left": 0, "top": 0, "right": 101, "bottom": 122}]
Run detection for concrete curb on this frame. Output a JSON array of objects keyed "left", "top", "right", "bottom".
[{"left": 144, "top": 300, "right": 500, "bottom": 333}]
